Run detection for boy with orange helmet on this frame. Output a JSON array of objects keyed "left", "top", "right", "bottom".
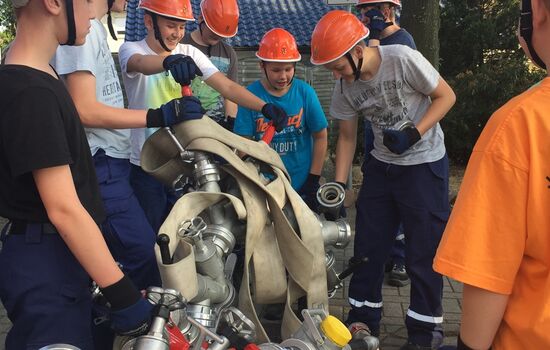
[
  {"left": 119, "top": 0, "right": 288, "bottom": 233},
  {"left": 182, "top": 0, "right": 240, "bottom": 130},
  {"left": 355, "top": 0, "right": 417, "bottom": 289},
  {"left": 433, "top": 0, "right": 550, "bottom": 349},
  {"left": 0, "top": 0, "right": 154, "bottom": 347},
  {"left": 310, "top": 10, "right": 456, "bottom": 350},
  {"left": 234, "top": 28, "right": 328, "bottom": 210}
]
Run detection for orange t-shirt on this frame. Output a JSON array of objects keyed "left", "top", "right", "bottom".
[{"left": 434, "top": 77, "right": 550, "bottom": 349}]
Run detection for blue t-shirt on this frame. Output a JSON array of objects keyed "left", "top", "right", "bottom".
[{"left": 234, "top": 79, "right": 328, "bottom": 190}]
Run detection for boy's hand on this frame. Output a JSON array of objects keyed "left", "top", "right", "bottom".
[
  {"left": 300, "top": 173, "right": 321, "bottom": 212},
  {"left": 364, "top": 9, "right": 390, "bottom": 40},
  {"left": 382, "top": 126, "right": 421, "bottom": 154},
  {"left": 146, "top": 96, "right": 205, "bottom": 127},
  {"left": 163, "top": 54, "right": 203, "bottom": 86},
  {"left": 99, "top": 275, "right": 153, "bottom": 336},
  {"left": 109, "top": 298, "right": 153, "bottom": 336},
  {"left": 261, "top": 103, "right": 289, "bottom": 132}
]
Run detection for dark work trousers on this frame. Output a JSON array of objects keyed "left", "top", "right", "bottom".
[
  {"left": 348, "top": 154, "right": 449, "bottom": 348},
  {"left": 129, "top": 164, "right": 183, "bottom": 234},
  {"left": 363, "top": 122, "right": 406, "bottom": 266},
  {"left": 93, "top": 151, "right": 161, "bottom": 289},
  {"left": 92, "top": 151, "right": 162, "bottom": 349},
  {"left": 0, "top": 224, "right": 94, "bottom": 349}
]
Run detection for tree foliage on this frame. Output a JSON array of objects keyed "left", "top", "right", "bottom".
[
  {"left": 0, "top": 0, "right": 16, "bottom": 49},
  {"left": 401, "top": 0, "right": 440, "bottom": 70},
  {"left": 439, "top": 0, "right": 545, "bottom": 164}
]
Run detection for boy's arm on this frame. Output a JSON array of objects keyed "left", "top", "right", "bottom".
[
  {"left": 33, "top": 165, "right": 123, "bottom": 287},
  {"left": 205, "top": 72, "right": 266, "bottom": 112},
  {"left": 310, "top": 128, "right": 328, "bottom": 175},
  {"left": 225, "top": 99, "right": 238, "bottom": 118},
  {"left": 460, "top": 284, "right": 509, "bottom": 349},
  {"left": 126, "top": 53, "right": 166, "bottom": 75},
  {"left": 416, "top": 77, "right": 456, "bottom": 136},
  {"left": 334, "top": 118, "right": 358, "bottom": 183},
  {"left": 65, "top": 71, "right": 147, "bottom": 128}
]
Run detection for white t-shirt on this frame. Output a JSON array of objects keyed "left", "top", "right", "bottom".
[
  {"left": 118, "top": 39, "right": 218, "bottom": 166},
  {"left": 330, "top": 45, "right": 445, "bottom": 165},
  {"left": 53, "top": 19, "right": 128, "bottom": 159}
]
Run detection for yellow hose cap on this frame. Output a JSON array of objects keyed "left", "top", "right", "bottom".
[{"left": 320, "top": 315, "right": 352, "bottom": 347}]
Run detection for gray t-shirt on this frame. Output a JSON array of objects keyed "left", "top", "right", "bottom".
[
  {"left": 330, "top": 45, "right": 445, "bottom": 165},
  {"left": 52, "top": 19, "right": 129, "bottom": 159}
]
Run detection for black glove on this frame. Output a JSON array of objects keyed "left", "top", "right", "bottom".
[
  {"left": 382, "top": 125, "right": 421, "bottom": 154},
  {"left": 219, "top": 116, "right": 235, "bottom": 131},
  {"left": 300, "top": 173, "right": 321, "bottom": 212},
  {"left": 162, "top": 54, "right": 203, "bottom": 86},
  {"left": 146, "top": 96, "right": 205, "bottom": 128},
  {"left": 100, "top": 275, "right": 153, "bottom": 336},
  {"left": 364, "top": 9, "right": 391, "bottom": 40},
  {"left": 261, "top": 103, "right": 289, "bottom": 132}
]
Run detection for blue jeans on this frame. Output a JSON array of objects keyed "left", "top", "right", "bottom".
[
  {"left": 129, "top": 164, "right": 183, "bottom": 233},
  {"left": 348, "top": 155, "right": 449, "bottom": 347}
]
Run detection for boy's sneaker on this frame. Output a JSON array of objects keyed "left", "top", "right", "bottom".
[{"left": 388, "top": 263, "right": 410, "bottom": 287}]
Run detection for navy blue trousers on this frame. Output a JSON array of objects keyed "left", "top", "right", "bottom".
[
  {"left": 348, "top": 154, "right": 449, "bottom": 348},
  {"left": 94, "top": 151, "right": 161, "bottom": 290},
  {"left": 0, "top": 226, "right": 94, "bottom": 349},
  {"left": 129, "top": 164, "right": 182, "bottom": 234}
]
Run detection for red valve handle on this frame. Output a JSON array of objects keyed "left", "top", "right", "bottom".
[
  {"left": 261, "top": 123, "right": 276, "bottom": 144},
  {"left": 181, "top": 85, "right": 192, "bottom": 97}
]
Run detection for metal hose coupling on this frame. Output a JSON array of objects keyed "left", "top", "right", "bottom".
[
  {"left": 320, "top": 219, "right": 351, "bottom": 249},
  {"left": 316, "top": 182, "right": 345, "bottom": 220}
]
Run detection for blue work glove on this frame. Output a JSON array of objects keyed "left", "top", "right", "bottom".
[
  {"left": 146, "top": 96, "right": 205, "bottom": 127},
  {"left": 163, "top": 54, "right": 203, "bottom": 86},
  {"left": 382, "top": 125, "right": 421, "bottom": 155},
  {"left": 100, "top": 275, "right": 153, "bottom": 336},
  {"left": 364, "top": 9, "right": 391, "bottom": 40},
  {"left": 261, "top": 103, "right": 289, "bottom": 132},
  {"left": 110, "top": 298, "right": 153, "bottom": 336},
  {"left": 299, "top": 173, "right": 321, "bottom": 212}
]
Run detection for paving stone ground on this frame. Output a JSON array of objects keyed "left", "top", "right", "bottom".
[{"left": 0, "top": 208, "right": 462, "bottom": 349}]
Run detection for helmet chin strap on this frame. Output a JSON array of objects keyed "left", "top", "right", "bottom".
[
  {"left": 520, "top": 0, "right": 546, "bottom": 70},
  {"left": 345, "top": 52, "right": 363, "bottom": 81},
  {"left": 198, "top": 21, "right": 212, "bottom": 57},
  {"left": 107, "top": 0, "right": 117, "bottom": 41},
  {"left": 107, "top": 0, "right": 118, "bottom": 40},
  {"left": 62, "top": 0, "right": 76, "bottom": 46},
  {"left": 150, "top": 13, "right": 172, "bottom": 52}
]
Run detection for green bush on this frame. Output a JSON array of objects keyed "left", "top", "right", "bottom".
[{"left": 440, "top": 0, "right": 545, "bottom": 165}]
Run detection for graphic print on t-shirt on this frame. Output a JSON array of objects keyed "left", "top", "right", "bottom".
[{"left": 255, "top": 108, "right": 303, "bottom": 155}]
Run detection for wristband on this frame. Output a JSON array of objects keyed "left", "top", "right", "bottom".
[
  {"left": 100, "top": 275, "right": 142, "bottom": 311},
  {"left": 146, "top": 108, "right": 163, "bottom": 128}
]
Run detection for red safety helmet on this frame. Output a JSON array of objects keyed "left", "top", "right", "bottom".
[
  {"left": 310, "top": 10, "right": 369, "bottom": 66},
  {"left": 256, "top": 28, "right": 302, "bottom": 62},
  {"left": 138, "top": 0, "right": 194, "bottom": 21},
  {"left": 200, "top": 0, "right": 239, "bottom": 38},
  {"left": 356, "top": 0, "right": 401, "bottom": 7}
]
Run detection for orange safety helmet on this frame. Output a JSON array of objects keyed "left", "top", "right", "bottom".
[
  {"left": 256, "top": 28, "right": 302, "bottom": 62},
  {"left": 310, "top": 10, "right": 369, "bottom": 66},
  {"left": 200, "top": 0, "right": 239, "bottom": 38},
  {"left": 138, "top": 0, "right": 195, "bottom": 21},
  {"left": 356, "top": 0, "right": 401, "bottom": 7}
]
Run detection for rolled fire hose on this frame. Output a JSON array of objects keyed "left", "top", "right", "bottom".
[{"left": 142, "top": 115, "right": 329, "bottom": 342}]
